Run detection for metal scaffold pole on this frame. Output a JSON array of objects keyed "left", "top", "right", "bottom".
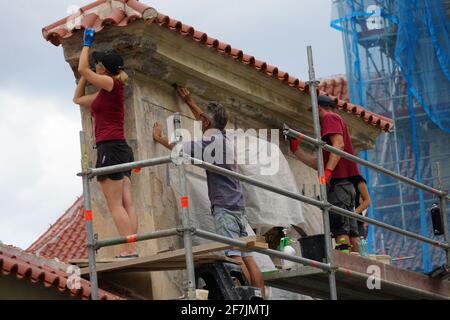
[
  {"left": 306, "top": 46, "right": 338, "bottom": 300},
  {"left": 173, "top": 113, "right": 197, "bottom": 300},
  {"left": 79, "top": 131, "right": 99, "bottom": 300},
  {"left": 439, "top": 195, "right": 450, "bottom": 266},
  {"left": 436, "top": 162, "right": 450, "bottom": 266}
]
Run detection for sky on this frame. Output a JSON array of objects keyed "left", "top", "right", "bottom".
[{"left": 0, "top": 0, "right": 345, "bottom": 249}]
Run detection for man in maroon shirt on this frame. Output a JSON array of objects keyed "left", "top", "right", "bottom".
[{"left": 290, "top": 95, "right": 359, "bottom": 252}]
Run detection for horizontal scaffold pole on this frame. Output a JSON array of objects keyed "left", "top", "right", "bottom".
[
  {"left": 283, "top": 126, "right": 448, "bottom": 197},
  {"left": 78, "top": 156, "right": 172, "bottom": 178},
  {"left": 95, "top": 228, "right": 179, "bottom": 250},
  {"left": 194, "top": 229, "right": 332, "bottom": 272}
]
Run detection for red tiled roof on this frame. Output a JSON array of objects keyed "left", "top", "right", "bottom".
[
  {"left": 27, "top": 197, "right": 87, "bottom": 263},
  {"left": 0, "top": 244, "right": 122, "bottom": 300},
  {"left": 318, "top": 76, "right": 394, "bottom": 129},
  {"left": 319, "top": 76, "right": 349, "bottom": 102},
  {"left": 41, "top": 0, "right": 393, "bottom": 132}
]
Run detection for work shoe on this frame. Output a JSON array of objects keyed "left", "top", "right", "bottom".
[{"left": 335, "top": 239, "right": 352, "bottom": 254}]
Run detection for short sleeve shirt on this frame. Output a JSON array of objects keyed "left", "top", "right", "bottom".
[
  {"left": 321, "top": 112, "right": 360, "bottom": 179},
  {"left": 183, "top": 131, "right": 245, "bottom": 209}
]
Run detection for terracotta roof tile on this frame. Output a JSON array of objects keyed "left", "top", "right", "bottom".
[
  {"left": 27, "top": 197, "right": 88, "bottom": 263},
  {"left": 0, "top": 244, "right": 122, "bottom": 300},
  {"left": 318, "top": 76, "right": 394, "bottom": 132},
  {"left": 41, "top": 0, "right": 393, "bottom": 132},
  {"left": 319, "top": 76, "right": 349, "bottom": 101}
]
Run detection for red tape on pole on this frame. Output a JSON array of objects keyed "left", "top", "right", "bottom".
[
  {"left": 84, "top": 210, "right": 93, "bottom": 221},
  {"left": 181, "top": 196, "right": 189, "bottom": 208},
  {"left": 133, "top": 168, "right": 142, "bottom": 174},
  {"left": 319, "top": 176, "right": 327, "bottom": 185},
  {"left": 344, "top": 269, "right": 351, "bottom": 278},
  {"left": 127, "top": 235, "right": 138, "bottom": 244}
]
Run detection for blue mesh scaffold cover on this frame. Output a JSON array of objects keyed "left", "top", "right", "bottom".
[{"left": 331, "top": 0, "right": 450, "bottom": 273}]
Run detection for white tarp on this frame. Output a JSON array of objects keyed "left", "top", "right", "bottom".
[{"left": 232, "top": 131, "right": 306, "bottom": 234}]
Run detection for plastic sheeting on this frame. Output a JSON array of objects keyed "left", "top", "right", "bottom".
[{"left": 395, "top": 0, "right": 450, "bottom": 133}]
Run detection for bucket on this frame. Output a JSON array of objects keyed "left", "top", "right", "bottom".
[{"left": 299, "top": 234, "right": 326, "bottom": 263}]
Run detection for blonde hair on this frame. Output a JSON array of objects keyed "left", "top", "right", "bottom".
[{"left": 113, "top": 70, "right": 129, "bottom": 86}]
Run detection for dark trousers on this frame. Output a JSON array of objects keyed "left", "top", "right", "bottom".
[{"left": 327, "top": 180, "right": 359, "bottom": 238}]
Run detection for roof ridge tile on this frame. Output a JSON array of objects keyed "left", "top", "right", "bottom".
[{"left": 0, "top": 243, "right": 122, "bottom": 300}]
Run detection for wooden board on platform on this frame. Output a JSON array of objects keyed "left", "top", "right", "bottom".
[
  {"left": 78, "top": 236, "right": 267, "bottom": 276},
  {"left": 264, "top": 251, "right": 450, "bottom": 300},
  {"left": 71, "top": 254, "right": 239, "bottom": 270}
]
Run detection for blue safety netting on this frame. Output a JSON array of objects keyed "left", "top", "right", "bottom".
[
  {"left": 395, "top": 1, "right": 450, "bottom": 133},
  {"left": 331, "top": 0, "right": 450, "bottom": 273}
]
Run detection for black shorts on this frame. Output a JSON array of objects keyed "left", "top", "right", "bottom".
[
  {"left": 327, "top": 180, "right": 359, "bottom": 238},
  {"left": 95, "top": 140, "right": 134, "bottom": 182}
]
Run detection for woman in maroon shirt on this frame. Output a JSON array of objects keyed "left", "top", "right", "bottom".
[{"left": 73, "top": 28, "right": 138, "bottom": 258}]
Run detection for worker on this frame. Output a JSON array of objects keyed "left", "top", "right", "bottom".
[
  {"left": 73, "top": 28, "right": 138, "bottom": 258},
  {"left": 349, "top": 175, "right": 371, "bottom": 249},
  {"left": 152, "top": 86, "right": 265, "bottom": 297},
  {"left": 290, "top": 95, "right": 360, "bottom": 253}
]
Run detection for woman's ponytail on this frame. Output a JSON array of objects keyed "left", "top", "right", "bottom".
[{"left": 114, "top": 70, "right": 129, "bottom": 86}]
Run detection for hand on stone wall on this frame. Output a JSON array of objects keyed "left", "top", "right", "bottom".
[
  {"left": 175, "top": 85, "right": 192, "bottom": 103},
  {"left": 153, "top": 122, "right": 164, "bottom": 141}
]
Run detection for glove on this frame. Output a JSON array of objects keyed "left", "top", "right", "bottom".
[
  {"left": 290, "top": 137, "right": 301, "bottom": 153},
  {"left": 83, "top": 28, "right": 96, "bottom": 47},
  {"left": 324, "top": 169, "right": 333, "bottom": 184}
]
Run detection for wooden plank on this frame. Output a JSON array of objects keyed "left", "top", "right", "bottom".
[
  {"left": 109, "top": 259, "right": 238, "bottom": 273},
  {"left": 73, "top": 254, "right": 240, "bottom": 270},
  {"left": 246, "top": 241, "right": 269, "bottom": 249},
  {"left": 79, "top": 236, "right": 264, "bottom": 275},
  {"left": 332, "top": 250, "right": 450, "bottom": 298},
  {"left": 264, "top": 257, "right": 450, "bottom": 300}
]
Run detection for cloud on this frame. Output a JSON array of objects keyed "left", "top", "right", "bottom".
[
  {"left": 0, "top": 89, "right": 82, "bottom": 249},
  {"left": 0, "top": 0, "right": 93, "bottom": 100}
]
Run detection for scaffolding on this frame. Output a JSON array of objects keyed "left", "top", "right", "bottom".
[
  {"left": 77, "top": 47, "right": 449, "bottom": 300},
  {"left": 331, "top": 0, "right": 450, "bottom": 272}
]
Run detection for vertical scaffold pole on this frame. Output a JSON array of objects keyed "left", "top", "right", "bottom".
[
  {"left": 80, "top": 131, "right": 99, "bottom": 300},
  {"left": 173, "top": 114, "right": 197, "bottom": 300},
  {"left": 306, "top": 46, "right": 338, "bottom": 300},
  {"left": 436, "top": 163, "right": 450, "bottom": 266},
  {"left": 440, "top": 195, "right": 450, "bottom": 266}
]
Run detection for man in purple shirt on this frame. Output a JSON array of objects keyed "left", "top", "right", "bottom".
[{"left": 152, "top": 86, "right": 264, "bottom": 296}]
